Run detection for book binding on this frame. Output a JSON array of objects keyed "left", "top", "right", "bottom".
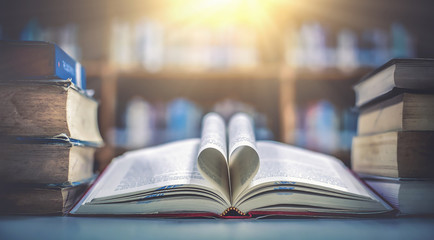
[{"left": 0, "top": 40, "right": 86, "bottom": 90}]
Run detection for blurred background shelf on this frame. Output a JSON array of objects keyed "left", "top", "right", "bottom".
[
  {"left": 85, "top": 63, "right": 372, "bottom": 167},
  {"left": 2, "top": 0, "right": 433, "bottom": 169},
  {"left": 86, "top": 63, "right": 282, "bottom": 168}
]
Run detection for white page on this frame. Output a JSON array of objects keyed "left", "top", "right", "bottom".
[
  {"left": 228, "top": 113, "right": 257, "bottom": 156},
  {"left": 196, "top": 113, "right": 230, "bottom": 200},
  {"left": 227, "top": 113, "right": 260, "bottom": 201},
  {"left": 198, "top": 113, "right": 227, "bottom": 158},
  {"left": 83, "top": 139, "right": 217, "bottom": 203},
  {"left": 252, "top": 141, "right": 371, "bottom": 197}
]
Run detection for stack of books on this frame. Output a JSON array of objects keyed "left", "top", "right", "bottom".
[
  {"left": 0, "top": 41, "right": 103, "bottom": 215},
  {"left": 352, "top": 58, "right": 434, "bottom": 215}
]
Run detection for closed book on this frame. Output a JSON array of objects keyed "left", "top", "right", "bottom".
[
  {"left": 0, "top": 137, "right": 95, "bottom": 185},
  {"left": 0, "top": 81, "right": 103, "bottom": 145},
  {"left": 363, "top": 177, "right": 434, "bottom": 215},
  {"left": 352, "top": 131, "right": 434, "bottom": 178},
  {"left": 0, "top": 183, "right": 89, "bottom": 215},
  {"left": 358, "top": 93, "right": 434, "bottom": 135},
  {"left": 0, "top": 40, "right": 85, "bottom": 90},
  {"left": 353, "top": 58, "right": 434, "bottom": 107}
]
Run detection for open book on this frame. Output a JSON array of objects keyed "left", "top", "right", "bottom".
[{"left": 71, "top": 113, "right": 393, "bottom": 217}]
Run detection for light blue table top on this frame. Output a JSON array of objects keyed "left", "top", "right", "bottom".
[{"left": 1, "top": 216, "right": 434, "bottom": 240}]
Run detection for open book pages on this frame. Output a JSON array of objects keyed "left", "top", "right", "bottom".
[
  {"left": 71, "top": 113, "right": 392, "bottom": 216},
  {"left": 197, "top": 113, "right": 259, "bottom": 202}
]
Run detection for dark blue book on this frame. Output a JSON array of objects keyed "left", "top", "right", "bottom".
[{"left": 0, "top": 40, "right": 86, "bottom": 90}]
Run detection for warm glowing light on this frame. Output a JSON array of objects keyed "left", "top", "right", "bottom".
[{"left": 163, "top": 0, "right": 289, "bottom": 28}]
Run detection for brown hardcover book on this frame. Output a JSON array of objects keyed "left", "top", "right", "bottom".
[
  {"left": 0, "top": 40, "right": 85, "bottom": 90},
  {"left": 352, "top": 131, "right": 434, "bottom": 178},
  {"left": 353, "top": 58, "right": 434, "bottom": 107},
  {"left": 0, "top": 140, "right": 95, "bottom": 184},
  {"left": 0, "top": 81, "right": 103, "bottom": 145},
  {"left": 0, "top": 184, "right": 89, "bottom": 215},
  {"left": 358, "top": 93, "right": 434, "bottom": 135}
]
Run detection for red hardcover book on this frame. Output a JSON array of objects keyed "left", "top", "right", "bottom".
[{"left": 70, "top": 113, "right": 394, "bottom": 218}]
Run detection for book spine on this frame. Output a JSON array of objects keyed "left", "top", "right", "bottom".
[
  {"left": 220, "top": 207, "right": 251, "bottom": 218},
  {"left": 0, "top": 41, "right": 86, "bottom": 90},
  {"left": 54, "top": 45, "right": 86, "bottom": 90}
]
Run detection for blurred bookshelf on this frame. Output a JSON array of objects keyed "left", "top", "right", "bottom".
[
  {"left": 85, "top": 62, "right": 282, "bottom": 168},
  {"left": 1, "top": 0, "right": 431, "bottom": 169},
  {"left": 279, "top": 67, "right": 374, "bottom": 166},
  {"left": 85, "top": 61, "right": 370, "bottom": 167}
]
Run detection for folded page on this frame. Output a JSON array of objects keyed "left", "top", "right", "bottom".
[
  {"left": 228, "top": 113, "right": 260, "bottom": 202},
  {"left": 197, "top": 113, "right": 230, "bottom": 201}
]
